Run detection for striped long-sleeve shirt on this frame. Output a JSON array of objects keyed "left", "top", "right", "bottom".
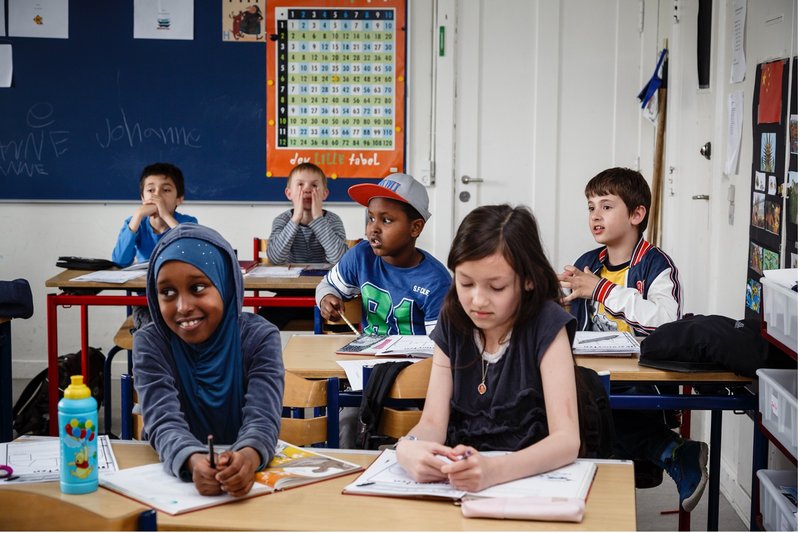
[{"left": 266, "top": 209, "right": 348, "bottom": 264}]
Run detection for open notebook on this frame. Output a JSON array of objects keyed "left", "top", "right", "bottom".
[
  {"left": 336, "top": 335, "right": 434, "bottom": 358},
  {"left": 100, "top": 441, "right": 361, "bottom": 515},
  {"left": 343, "top": 449, "right": 596, "bottom": 502},
  {"left": 572, "top": 331, "right": 640, "bottom": 356}
]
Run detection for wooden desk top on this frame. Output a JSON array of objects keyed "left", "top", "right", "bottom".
[
  {"left": 45, "top": 269, "right": 322, "bottom": 291},
  {"left": 0, "top": 441, "right": 634, "bottom": 531},
  {"left": 283, "top": 334, "right": 752, "bottom": 384}
]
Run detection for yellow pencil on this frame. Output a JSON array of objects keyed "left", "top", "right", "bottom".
[{"left": 339, "top": 310, "right": 360, "bottom": 336}]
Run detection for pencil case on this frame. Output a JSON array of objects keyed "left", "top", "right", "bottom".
[
  {"left": 56, "top": 256, "right": 119, "bottom": 270},
  {"left": 460, "top": 496, "right": 585, "bottom": 522}
]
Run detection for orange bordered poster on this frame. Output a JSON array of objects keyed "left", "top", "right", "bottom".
[{"left": 266, "top": 0, "right": 407, "bottom": 182}]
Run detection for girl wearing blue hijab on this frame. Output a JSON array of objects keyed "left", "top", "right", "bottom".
[{"left": 133, "top": 223, "right": 284, "bottom": 497}]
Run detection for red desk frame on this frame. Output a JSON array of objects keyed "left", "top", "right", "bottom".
[{"left": 45, "top": 288, "right": 316, "bottom": 436}]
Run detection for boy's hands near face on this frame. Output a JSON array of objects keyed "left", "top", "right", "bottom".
[
  {"left": 558, "top": 265, "right": 601, "bottom": 302},
  {"left": 309, "top": 187, "right": 324, "bottom": 220},
  {"left": 290, "top": 183, "right": 305, "bottom": 223},
  {"left": 319, "top": 294, "right": 343, "bottom": 321}
]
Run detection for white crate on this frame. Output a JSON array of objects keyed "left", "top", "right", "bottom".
[
  {"left": 756, "top": 469, "right": 798, "bottom": 531},
  {"left": 760, "top": 276, "right": 798, "bottom": 352},
  {"left": 757, "top": 368, "right": 798, "bottom": 457}
]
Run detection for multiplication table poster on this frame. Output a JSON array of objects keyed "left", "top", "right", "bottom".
[{"left": 266, "top": 0, "right": 407, "bottom": 181}]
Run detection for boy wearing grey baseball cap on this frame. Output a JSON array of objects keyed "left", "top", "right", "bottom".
[{"left": 316, "top": 173, "right": 451, "bottom": 336}]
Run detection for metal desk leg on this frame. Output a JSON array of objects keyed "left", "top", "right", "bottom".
[
  {"left": 46, "top": 294, "right": 60, "bottom": 436},
  {"left": 0, "top": 320, "right": 12, "bottom": 442},
  {"left": 708, "top": 409, "right": 722, "bottom": 531}
]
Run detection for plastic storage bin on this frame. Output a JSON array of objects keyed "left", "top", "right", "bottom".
[
  {"left": 760, "top": 276, "right": 798, "bottom": 352},
  {"left": 756, "top": 368, "right": 798, "bottom": 457},
  {"left": 756, "top": 469, "right": 798, "bottom": 531}
]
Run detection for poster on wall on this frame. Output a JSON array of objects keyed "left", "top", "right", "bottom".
[
  {"left": 745, "top": 58, "right": 791, "bottom": 322},
  {"left": 265, "top": 0, "right": 407, "bottom": 182},
  {"left": 223, "top": 0, "right": 266, "bottom": 42}
]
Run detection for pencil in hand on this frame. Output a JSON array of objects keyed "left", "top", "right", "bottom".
[
  {"left": 207, "top": 434, "right": 216, "bottom": 468},
  {"left": 339, "top": 311, "right": 360, "bottom": 336}
]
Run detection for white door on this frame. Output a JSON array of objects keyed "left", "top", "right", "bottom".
[
  {"left": 660, "top": 0, "right": 715, "bottom": 316},
  {"left": 434, "top": 0, "right": 656, "bottom": 268}
]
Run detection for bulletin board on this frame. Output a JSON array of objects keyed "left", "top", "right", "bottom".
[
  {"left": 265, "top": 0, "right": 407, "bottom": 182},
  {"left": 744, "top": 58, "right": 791, "bottom": 322}
]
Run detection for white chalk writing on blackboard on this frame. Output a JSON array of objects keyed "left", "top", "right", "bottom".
[
  {"left": 0, "top": 103, "right": 68, "bottom": 176},
  {"left": 96, "top": 108, "right": 202, "bottom": 149}
]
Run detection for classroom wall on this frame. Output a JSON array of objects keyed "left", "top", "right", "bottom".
[{"left": 1, "top": 0, "right": 795, "bottom": 521}]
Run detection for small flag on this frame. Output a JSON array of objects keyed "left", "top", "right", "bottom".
[
  {"left": 638, "top": 49, "right": 668, "bottom": 125},
  {"left": 757, "top": 60, "right": 784, "bottom": 125}
]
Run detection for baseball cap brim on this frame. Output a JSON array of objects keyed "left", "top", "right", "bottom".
[{"left": 348, "top": 183, "right": 411, "bottom": 210}]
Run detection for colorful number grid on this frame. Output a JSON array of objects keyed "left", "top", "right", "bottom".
[{"left": 275, "top": 8, "right": 397, "bottom": 150}]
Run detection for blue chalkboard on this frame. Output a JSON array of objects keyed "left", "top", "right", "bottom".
[{"left": 0, "top": 2, "right": 360, "bottom": 202}]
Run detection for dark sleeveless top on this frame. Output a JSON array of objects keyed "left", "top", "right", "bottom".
[{"left": 430, "top": 301, "right": 576, "bottom": 451}]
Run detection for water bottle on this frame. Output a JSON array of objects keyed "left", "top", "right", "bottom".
[{"left": 58, "top": 375, "right": 98, "bottom": 494}]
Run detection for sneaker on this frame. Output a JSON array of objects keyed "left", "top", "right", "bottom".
[{"left": 663, "top": 439, "right": 709, "bottom": 512}]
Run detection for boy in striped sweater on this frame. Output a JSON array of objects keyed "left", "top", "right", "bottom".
[
  {"left": 261, "top": 163, "right": 347, "bottom": 329},
  {"left": 267, "top": 163, "right": 347, "bottom": 265}
]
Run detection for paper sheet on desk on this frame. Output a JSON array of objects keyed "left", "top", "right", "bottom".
[
  {"left": 245, "top": 266, "right": 304, "bottom": 278},
  {"left": 336, "top": 358, "right": 421, "bottom": 391},
  {"left": 70, "top": 270, "right": 146, "bottom": 283},
  {"left": 1, "top": 435, "right": 118, "bottom": 483}
]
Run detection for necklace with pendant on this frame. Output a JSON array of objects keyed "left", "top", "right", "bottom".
[{"left": 478, "top": 357, "right": 488, "bottom": 395}]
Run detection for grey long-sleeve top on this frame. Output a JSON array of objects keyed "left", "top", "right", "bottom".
[{"left": 132, "top": 313, "right": 284, "bottom": 478}]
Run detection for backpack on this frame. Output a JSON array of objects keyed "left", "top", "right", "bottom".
[
  {"left": 12, "top": 348, "right": 105, "bottom": 436},
  {"left": 639, "top": 314, "right": 793, "bottom": 377},
  {"left": 575, "top": 365, "right": 615, "bottom": 459},
  {"left": 356, "top": 361, "right": 413, "bottom": 449}
]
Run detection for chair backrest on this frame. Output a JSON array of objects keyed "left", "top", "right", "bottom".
[
  {"left": 253, "top": 237, "right": 271, "bottom": 265},
  {"left": 0, "top": 487, "right": 157, "bottom": 530},
  {"left": 280, "top": 371, "right": 339, "bottom": 447},
  {"left": 376, "top": 358, "right": 432, "bottom": 439}
]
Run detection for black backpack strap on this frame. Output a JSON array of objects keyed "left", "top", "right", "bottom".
[
  {"left": 12, "top": 367, "right": 49, "bottom": 420},
  {"left": 356, "top": 361, "right": 413, "bottom": 449}
]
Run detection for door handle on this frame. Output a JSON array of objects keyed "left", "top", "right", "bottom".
[
  {"left": 692, "top": 195, "right": 710, "bottom": 200},
  {"left": 461, "top": 175, "right": 483, "bottom": 185}
]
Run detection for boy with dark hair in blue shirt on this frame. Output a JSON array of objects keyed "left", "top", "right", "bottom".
[
  {"left": 316, "top": 173, "right": 451, "bottom": 335},
  {"left": 112, "top": 162, "right": 197, "bottom": 267}
]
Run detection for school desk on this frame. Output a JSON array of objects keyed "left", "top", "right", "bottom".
[
  {"left": 43, "top": 269, "right": 323, "bottom": 438},
  {"left": 281, "top": 333, "right": 761, "bottom": 531},
  {"left": 0, "top": 317, "right": 12, "bottom": 442},
  {"left": 0, "top": 440, "right": 636, "bottom": 531}
]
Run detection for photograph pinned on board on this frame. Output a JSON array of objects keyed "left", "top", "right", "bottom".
[
  {"left": 751, "top": 192, "right": 766, "bottom": 229},
  {"left": 762, "top": 247, "right": 780, "bottom": 271},
  {"left": 760, "top": 132, "right": 776, "bottom": 173},
  {"left": 222, "top": 0, "right": 265, "bottom": 42},
  {"left": 754, "top": 171, "right": 766, "bottom": 191},
  {"left": 768, "top": 175, "right": 778, "bottom": 195},
  {"left": 791, "top": 115, "right": 798, "bottom": 154},
  {"left": 745, "top": 278, "right": 761, "bottom": 313},
  {"left": 749, "top": 242, "right": 763, "bottom": 275},
  {"left": 788, "top": 171, "right": 798, "bottom": 225},
  {"left": 765, "top": 200, "right": 781, "bottom": 235}
]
